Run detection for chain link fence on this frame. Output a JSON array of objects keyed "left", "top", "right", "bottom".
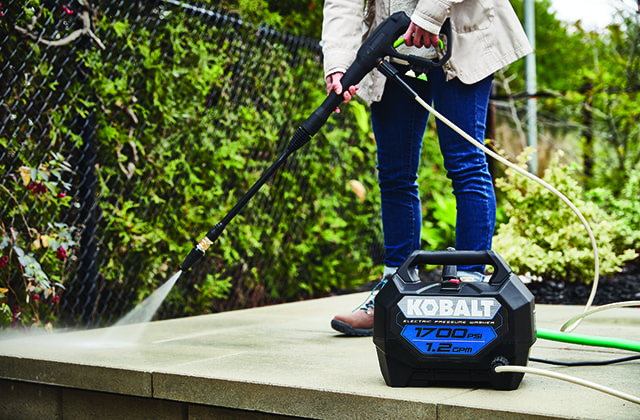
[{"left": 1, "top": 0, "right": 386, "bottom": 329}]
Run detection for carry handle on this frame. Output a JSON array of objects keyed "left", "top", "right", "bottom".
[{"left": 397, "top": 249, "right": 513, "bottom": 285}]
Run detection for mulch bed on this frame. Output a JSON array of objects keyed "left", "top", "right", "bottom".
[
  {"left": 526, "top": 262, "right": 640, "bottom": 305},
  {"left": 331, "top": 261, "right": 640, "bottom": 307}
]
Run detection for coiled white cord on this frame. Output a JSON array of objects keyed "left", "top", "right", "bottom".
[{"left": 560, "top": 300, "right": 640, "bottom": 331}]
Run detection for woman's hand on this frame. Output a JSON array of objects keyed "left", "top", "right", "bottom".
[
  {"left": 403, "top": 22, "right": 439, "bottom": 48},
  {"left": 325, "top": 72, "right": 359, "bottom": 113}
]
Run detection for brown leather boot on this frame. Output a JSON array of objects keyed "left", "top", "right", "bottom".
[
  {"left": 331, "top": 275, "right": 393, "bottom": 337},
  {"left": 331, "top": 301, "right": 374, "bottom": 337}
]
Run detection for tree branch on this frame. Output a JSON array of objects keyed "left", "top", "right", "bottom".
[{"left": 13, "top": 9, "right": 105, "bottom": 50}]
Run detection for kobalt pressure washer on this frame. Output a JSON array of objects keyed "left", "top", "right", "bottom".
[
  {"left": 178, "top": 12, "right": 535, "bottom": 391},
  {"left": 374, "top": 249, "right": 535, "bottom": 390}
]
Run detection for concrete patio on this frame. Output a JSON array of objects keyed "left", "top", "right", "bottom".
[{"left": 1, "top": 291, "right": 639, "bottom": 419}]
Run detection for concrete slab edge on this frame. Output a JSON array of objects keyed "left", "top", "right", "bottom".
[
  {"left": 152, "top": 372, "right": 577, "bottom": 420},
  {"left": 0, "top": 355, "right": 153, "bottom": 397}
]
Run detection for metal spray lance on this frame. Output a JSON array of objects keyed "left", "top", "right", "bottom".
[{"left": 178, "top": 12, "right": 451, "bottom": 271}]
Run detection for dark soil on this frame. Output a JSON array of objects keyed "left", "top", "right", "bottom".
[
  {"left": 332, "top": 261, "right": 640, "bottom": 306},
  {"left": 526, "top": 262, "right": 640, "bottom": 305}
]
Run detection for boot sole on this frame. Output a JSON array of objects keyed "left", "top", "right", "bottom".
[{"left": 331, "top": 319, "right": 373, "bottom": 337}]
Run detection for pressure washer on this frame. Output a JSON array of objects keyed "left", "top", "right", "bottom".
[
  {"left": 176, "top": 12, "right": 640, "bottom": 400},
  {"left": 373, "top": 249, "right": 535, "bottom": 390}
]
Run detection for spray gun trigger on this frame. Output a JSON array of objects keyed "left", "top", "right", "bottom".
[{"left": 394, "top": 36, "right": 444, "bottom": 51}]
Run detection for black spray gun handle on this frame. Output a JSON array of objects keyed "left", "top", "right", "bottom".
[{"left": 299, "top": 12, "right": 452, "bottom": 139}]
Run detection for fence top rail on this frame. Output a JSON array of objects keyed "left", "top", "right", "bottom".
[{"left": 163, "top": 0, "right": 323, "bottom": 54}]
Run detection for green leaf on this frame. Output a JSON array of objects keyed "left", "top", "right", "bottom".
[{"left": 112, "top": 21, "right": 130, "bottom": 38}]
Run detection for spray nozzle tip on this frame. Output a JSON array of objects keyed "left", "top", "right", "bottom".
[{"left": 179, "top": 246, "right": 205, "bottom": 271}]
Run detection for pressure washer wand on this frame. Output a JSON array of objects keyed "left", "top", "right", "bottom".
[
  {"left": 179, "top": 135, "right": 303, "bottom": 271},
  {"left": 178, "top": 86, "right": 350, "bottom": 271},
  {"left": 179, "top": 12, "right": 451, "bottom": 272}
]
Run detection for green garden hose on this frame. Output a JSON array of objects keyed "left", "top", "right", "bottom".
[{"left": 537, "top": 327, "right": 640, "bottom": 353}]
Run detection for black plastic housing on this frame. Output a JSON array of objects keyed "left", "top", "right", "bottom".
[{"left": 373, "top": 250, "right": 536, "bottom": 390}]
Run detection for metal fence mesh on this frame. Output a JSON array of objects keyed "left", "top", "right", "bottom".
[{"left": 1, "top": 0, "right": 385, "bottom": 328}]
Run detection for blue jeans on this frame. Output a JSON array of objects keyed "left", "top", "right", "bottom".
[{"left": 370, "top": 66, "right": 495, "bottom": 273}]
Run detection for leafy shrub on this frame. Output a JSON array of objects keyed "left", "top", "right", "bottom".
[
  {"left": 0, "top": 153, "right": 78, "bottom": 328},
  {"left": 1, "top": 1, "right": 386, "bottom": 328},
  {"left": 492, "top": 150, "right": 637, "bottom": 282},
  {"left": 81, "top": 4, "right": 387, "bottom": 318},
  {"left": 586, "top": 170, "right": 640, "bottom": 251}
]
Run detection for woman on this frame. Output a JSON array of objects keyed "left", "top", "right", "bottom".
[{"left": 324, "top": 0, "right": 532, "bottom": 336}]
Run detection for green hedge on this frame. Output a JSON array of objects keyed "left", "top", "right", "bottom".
[
  {"left": 1, "top": 1, "right": 396, "bottom": 327},
  {"left": 84, "top": 4, "right": 394, "bottom": 318}
]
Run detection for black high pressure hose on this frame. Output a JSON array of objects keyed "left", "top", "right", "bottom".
[{"left": 179, "top": 12, "right": 451, "bottom": 272}]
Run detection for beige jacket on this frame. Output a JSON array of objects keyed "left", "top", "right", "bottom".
[{"left": 322, "top": 0, "right": 533, "bottom": 104}]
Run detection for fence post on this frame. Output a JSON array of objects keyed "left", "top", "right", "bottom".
[
  {"left": 74, "top": 27, "right": 99, "bottom": 327},
  {"left": 581, "top": 82, "right": 593, "bottom": 187}
]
